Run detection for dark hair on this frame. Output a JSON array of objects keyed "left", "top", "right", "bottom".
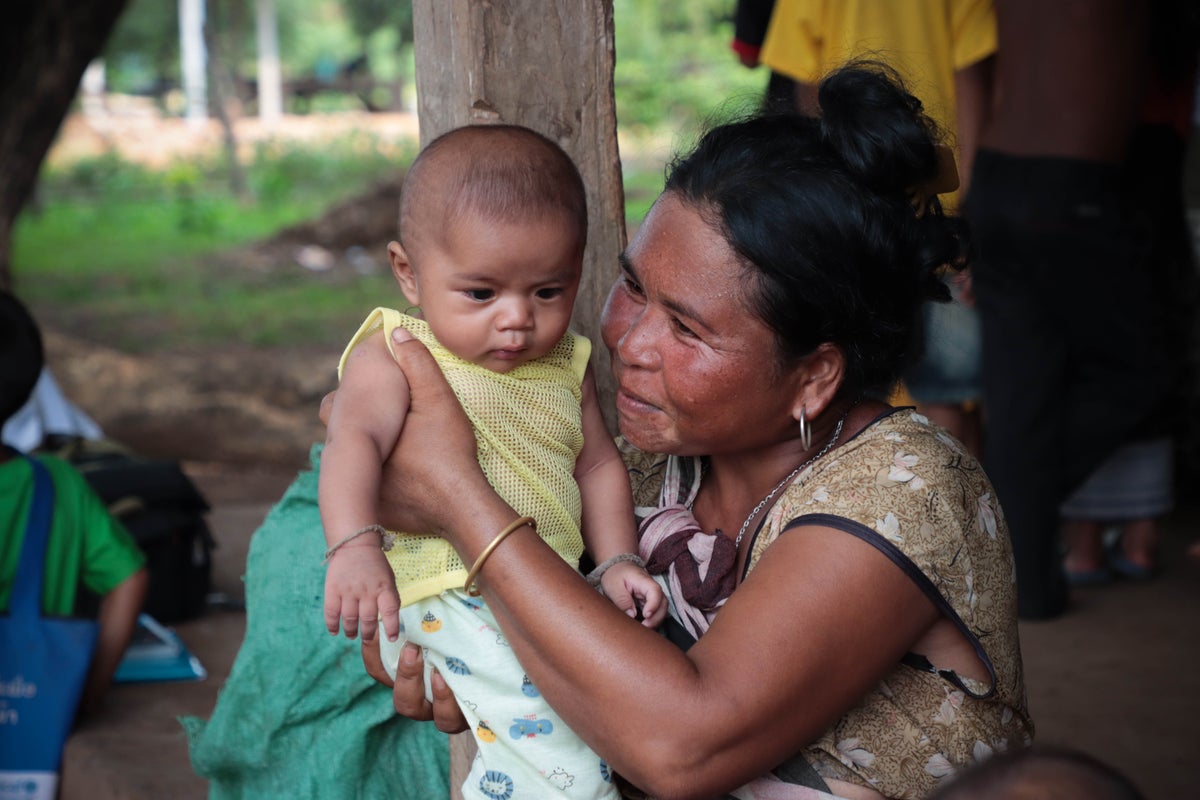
[
  {"left": 400, "top": 124, "right": 588, "bottom": 253},
  {"left": 664, "top": 62, "right": 968, "bottom": 400},
  {"left": 927, "top": 746, "right": 1146, "bottom": 800},
  {"left": 0, "top": 290, "right": 45, "bottom": 425}
]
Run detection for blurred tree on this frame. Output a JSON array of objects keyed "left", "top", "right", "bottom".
[
  {"left": 104, "top": 0, "right": 180, "bottom": 100},
  {"left": 611, "top": 0, "right": 756, "bottom": 132},
  {"left": 343, "top": 0, "right": 413, "bottom": 110},
  {"left": 206, "top": 0, "right": 250, "bottom": 197},
  {"left": 0, "top": 0, "right": 131, "bottom": 291}
]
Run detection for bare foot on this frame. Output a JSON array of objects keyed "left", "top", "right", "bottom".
[{"left": 1062, "top": 519, "right": 1106, "bottom": 574}]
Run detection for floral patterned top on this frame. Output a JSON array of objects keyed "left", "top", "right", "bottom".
[{"left": 622, "top": 408, "right": 1033, "bottom": 799}]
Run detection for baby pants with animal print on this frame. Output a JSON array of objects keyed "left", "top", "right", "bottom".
[{"left": 382, "top": 589, "right": 620, "bottom": 800}]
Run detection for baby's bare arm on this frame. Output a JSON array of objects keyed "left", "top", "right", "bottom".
[
  {"left": 573, "top": 367, "right": 665, "bottom": 623},
  {"left": 319, "top": 333, "right": 410, "bottom": 641},
  {"left": 574, "top": 366, "right": 639, "bottom": 564}
]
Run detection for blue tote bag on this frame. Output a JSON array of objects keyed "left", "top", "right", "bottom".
[{"left": 0, "top": 454, "right": 99, "bottom": 800}]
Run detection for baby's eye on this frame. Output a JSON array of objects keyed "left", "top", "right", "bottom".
[
  {"left": 535, "top": 287, "right": 565, "bottom": 300},
  {"left": 465, "top": 289, "right": 494, "bottom": 301}
]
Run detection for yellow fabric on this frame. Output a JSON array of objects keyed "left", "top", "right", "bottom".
[
  {"left": 338, "top": 308, "right": 591, "bottom": 603},
  {"left": 762, "top": 0, "right": 995, "bottom": 128},
  {"left": 760, "top": 0, "right": 995, "bottom": 212}
]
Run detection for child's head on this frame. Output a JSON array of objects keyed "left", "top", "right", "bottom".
[
  {"left": 0, "top": 290, "right": 44, "bottom": 428},
  {"left": 928, "top": 746, "right": 1146, "bottom": 800},
  {"left": 388, "top": 124, "right": 588, "bottom": 373}
]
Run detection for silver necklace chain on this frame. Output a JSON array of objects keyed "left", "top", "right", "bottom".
[{"left": 732, "top": 412, "right": 848, "bottom": 549}]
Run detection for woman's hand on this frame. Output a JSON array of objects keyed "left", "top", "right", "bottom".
[
  {"left": 361, "top": 635, "right": 469, "bottom": 733},
  {"left": 377, "top": 327, "right": 486, "bottom": 533}
]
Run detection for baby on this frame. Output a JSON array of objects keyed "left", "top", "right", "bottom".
[{"left": 320, "top": 124, "right": 664, "bottom": 800}]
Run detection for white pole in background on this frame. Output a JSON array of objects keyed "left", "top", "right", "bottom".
[
  {"left": 179, "top": 0, "right": 208, "bottom": 124},
  {"left": 256, "top": 0, "right": 283, "bottom": 127}
]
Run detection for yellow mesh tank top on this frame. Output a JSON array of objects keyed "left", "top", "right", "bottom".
[{"left": 337, "top": 307, "right": 591, "bottom": 603}]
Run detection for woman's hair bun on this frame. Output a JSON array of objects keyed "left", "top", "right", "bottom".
[
  {"left": 817, "top": 61, "right": 943, "bottom": 198},
  {"left": 661, "top": 61, "right": 970, "bottom": 401}
]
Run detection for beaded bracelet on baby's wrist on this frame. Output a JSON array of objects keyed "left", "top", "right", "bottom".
[
  {"left": 585, "top": 553, "right": 647, "bottom": 588},
  {"left": 322, "top": 524, "right": 396, "bottom": 564}
]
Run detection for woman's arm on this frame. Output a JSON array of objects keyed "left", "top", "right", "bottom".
[
  {"left": 953, "top": 55, "right": 995, "bottom": 198},
  {"left": 481, "top": 522, "right": 938, "bottom": 797},
  {"left": 379, "top": 329, "right": 941, "bottom": 798}
]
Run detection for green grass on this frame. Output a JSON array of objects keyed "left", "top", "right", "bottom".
[
  {"left": 622, "top": 160, "right": 669, "bottom": 227},
  {"left": 17, "top": 191, "right": 298, "bottom": 273},
  {"left": 13, "top": 135, "right": 414, "bottom": 350},
  {"left": 13, "top": 134, "right": 678, "bottom": 351}
]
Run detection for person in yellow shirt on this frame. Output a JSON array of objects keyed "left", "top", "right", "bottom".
[{"left": 761, "top": 0, "right": 995, "bottom": 456}]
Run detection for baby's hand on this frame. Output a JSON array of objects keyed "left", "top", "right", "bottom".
[
  {"left": 324, "top": 545, "right": 402, "bottom": 642},
  {"left": 599, "top": 560, "right": 667, "bottom": 628}
]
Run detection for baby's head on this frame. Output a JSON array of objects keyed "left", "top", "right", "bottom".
[
  {"left": 0, "top": 290, "right": 44, "bottom": 431},
  {"left": 388, "top": 124, "right": 588, "bottom": 372}
]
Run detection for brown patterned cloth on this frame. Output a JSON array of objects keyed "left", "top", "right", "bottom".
[
  {"left": 622, "top": 408, "right": 1033, "bottom": 800},
  {"left": 633, "top": 455, "right": 734, "bottom": 638}
]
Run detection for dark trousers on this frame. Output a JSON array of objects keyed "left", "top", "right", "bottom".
[{"left": 967, "top": 150, "right": 1172, "bottom": 618}]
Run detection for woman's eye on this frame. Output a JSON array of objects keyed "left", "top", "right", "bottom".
[
  {"left": 671, "top": 317, "right": 698, "bottom": 338},
  {"left": 465, "top": 289, "right": 494, "bottom": 301},
  {"left": 622, "top": 275, "right": 644, "bottom": 296},
  {"left": 536, "top": 287, "right": 564, "bottom": 300}
]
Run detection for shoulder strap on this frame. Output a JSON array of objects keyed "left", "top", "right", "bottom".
[{"left": 10, "top": 454, "right": 55, "bottom": 616}]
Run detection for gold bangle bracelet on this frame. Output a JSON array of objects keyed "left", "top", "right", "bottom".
[{"left": 463, "top": 515, "right": 536, "bottom": 596}]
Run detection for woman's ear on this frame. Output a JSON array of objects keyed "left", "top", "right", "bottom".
[
  {"left": 388, "top": 241, "right": 421, "bottom": 307},
  {"left": 790, "top": 343, "right": 845, "bottom": 422}
]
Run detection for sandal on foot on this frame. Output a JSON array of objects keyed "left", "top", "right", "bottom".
[
  {"left": 1108, "top": 551, "right": 1156, "bottom": 581},
  {"left": 1065, "top": 565, "right": 1113, "bottom": 587}
]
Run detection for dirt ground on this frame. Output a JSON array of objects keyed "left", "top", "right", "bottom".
[{"left": 43, "top": 327, "right": 336, "bottom": 471}]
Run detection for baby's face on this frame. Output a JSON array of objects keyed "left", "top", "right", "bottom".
[{"left": 405, "top": 214, "right": 583, "bottom": 372}]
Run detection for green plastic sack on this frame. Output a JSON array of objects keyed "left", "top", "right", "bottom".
[{"left": 183, "top": 445, "right": 449, "bottom": 799}]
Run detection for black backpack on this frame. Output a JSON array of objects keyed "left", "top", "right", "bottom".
[{"left": 45, "top": 436, "right": 215, "bottom": 623}]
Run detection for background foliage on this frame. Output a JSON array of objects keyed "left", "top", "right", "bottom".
[{"left": 15, "top": 0, "right": 770, "bottom": 349}]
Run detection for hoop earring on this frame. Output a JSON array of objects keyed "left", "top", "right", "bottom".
[{"left": 799, "top": 406, "right": 812, "bottom": 451}]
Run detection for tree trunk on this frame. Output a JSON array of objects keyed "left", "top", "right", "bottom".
[
  {"left": 0, "top": 0, "right": 131, "bottom": 291},
  {"left": 255, "top": 0, "right": 283, "bottom": 126},
  {"left": 204, "top": 0, "right": 249, "bottom": 199},
  {"left": 412, "top": 0, "right": 626, "bottom": 433},
  {"left": 410, "top": 4, "right": 624, "bottom": 794}
]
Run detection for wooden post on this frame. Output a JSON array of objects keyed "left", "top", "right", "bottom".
[
  {"left": 412, "top": 0, "right": 625, "bottom": 434},
  {"left": 410, "top": 3, "right": 624, "bottom": 794}
]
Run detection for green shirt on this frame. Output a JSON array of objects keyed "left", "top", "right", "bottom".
[{"left": 0, "top": 453, "right": 145, "bottom": 616}]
